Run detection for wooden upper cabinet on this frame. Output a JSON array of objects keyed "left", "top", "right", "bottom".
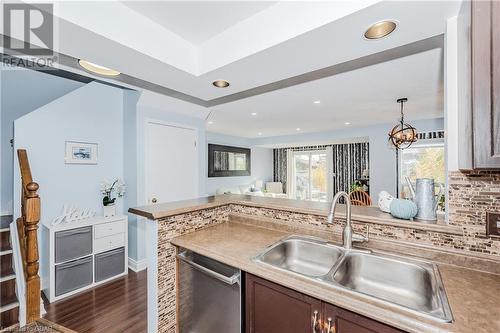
[
  {"left": 471, "top": 0, "right": 500, "bottom": 168},
  {"left": 245, "top": 274, "right": 322, "bottom": 333}
]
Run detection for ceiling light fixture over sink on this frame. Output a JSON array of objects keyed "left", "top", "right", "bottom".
[
  {"left": 212, "top": 80, "right": 230, "bottom": 88},
  {"left": 364, "top": 20, "right": 397, "bottom": 40},
  {"left": 78, "top": 60, "right": 121, "bottom": 76},
  {"left": 388, "top": 98, "right": 417, "bottom": 150}
]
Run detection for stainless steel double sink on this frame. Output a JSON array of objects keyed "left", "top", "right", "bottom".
[{"left": 253, "top": 235, "right": 453, "bottom": 323}]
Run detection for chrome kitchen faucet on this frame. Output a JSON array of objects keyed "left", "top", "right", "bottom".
[{"left": 327, "top": 191, "right": 368, "bottom": 249}]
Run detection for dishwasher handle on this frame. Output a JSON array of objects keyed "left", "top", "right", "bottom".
[{"left": 177, "top": 251, "right": 240, "bottom": 286}]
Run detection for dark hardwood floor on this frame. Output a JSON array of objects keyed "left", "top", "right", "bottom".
[{"left": 43, "top": 269, "right": 147, "bottom": 333}]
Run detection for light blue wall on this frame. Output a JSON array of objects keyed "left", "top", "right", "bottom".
[
  {"left": 250, "top": 118, "right": 444, "bottom": 198},
  {"left": 205, "top": 132, "right": 274, "bottom": 195},
  {"left": 14, "top": 81, "right": 125, "bottom": 284},
  {"left": 0, "top": 67, "right": 83, "bottom": 214}
]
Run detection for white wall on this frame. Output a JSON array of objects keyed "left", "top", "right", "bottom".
[
  {"left": 446, "top": 2, "right": 472, "bottom": 171},
  {"left": 123, "top": 90, "right": 142, "bottom": 263},
  {"left": 205, "top": 132, "right": 274, "bottom": 195},
  {"left": 0, "top": 67, "right": 83, "bottom": 214},
  {"left": 251, "top": 118, "right": 444, "bottom": 198},
  {"left": 14, "top": 81, "right": 125, "bottom": 284},
  {"left": 132, "top": 96, "right": 208, "bottom": 263}
]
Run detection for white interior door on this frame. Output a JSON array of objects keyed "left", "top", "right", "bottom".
[{"left": 146, "top": 121, "right": 198, "bottom": 204}]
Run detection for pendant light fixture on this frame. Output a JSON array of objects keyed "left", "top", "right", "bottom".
[{"left": 388, "top": 98, "right": 417, "bottom": 150}]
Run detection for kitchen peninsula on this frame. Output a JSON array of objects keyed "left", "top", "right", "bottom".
[{"left": 129, "top": 191, "right": 500, "bottom": 333}]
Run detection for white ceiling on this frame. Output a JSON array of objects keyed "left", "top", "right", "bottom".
[
  {"left": 41, "top": 0, "right": 459, "bottom": 101},
  {"left": 121, "top": 1, "right": 277, "bottom": 45},
  {"left": 4, "top": 1, "right": 460, "bottom": 136},
  {"left": 208, "top": 48, "right": 444, "bottom": 138}
]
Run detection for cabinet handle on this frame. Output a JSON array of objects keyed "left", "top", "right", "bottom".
[
  {"left": 327, "top": 317, "right": 335, "bottom": 333},
  {"left": 312, "top": 310, "right": 320, "bottom": 333},
  {"left": 151, "top": 198, "right": 157, "bottom": 203}
]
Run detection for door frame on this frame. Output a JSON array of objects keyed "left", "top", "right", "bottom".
[{"left": 144, "top": 118, "right": 199, "bottom": 204}]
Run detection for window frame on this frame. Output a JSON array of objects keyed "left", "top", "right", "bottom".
[
  {"left": 398, "top": 139, "right": 446, "bottom": 200},
  {"left": 292, "top": 150, "right": 328, "bottom": 202},
  {"left": 398, "top": 139, "right": 448, "bottom": 191}
]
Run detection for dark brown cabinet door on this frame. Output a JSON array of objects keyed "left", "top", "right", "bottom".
[
  {"left": 245, "top": 273, "right": 406, "bottom": 333},
  {"left": 322, "top": 303, "right": 405, "bottom": 333},
  {"left": 246, "top": 274, "right": 322, "bottom": 333},
  {"left": 471, "top": 0, "right": 500, "bottom": 168}
]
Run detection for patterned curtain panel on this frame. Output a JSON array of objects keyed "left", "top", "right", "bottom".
[
  {"left": 331, "top": 143, "right": 369, "bottom": 194},
  {"left": 273, "top": 148, "right": 288, "bottom": 190},
  {"left": 273, "top": 143, "right": 369, "bottom": 195}
]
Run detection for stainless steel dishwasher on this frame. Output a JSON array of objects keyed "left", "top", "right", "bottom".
[{"left": 177, "top": 250, "right": 242, "bottom": 333}]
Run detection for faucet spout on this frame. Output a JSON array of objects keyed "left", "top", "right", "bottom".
[{"left": 327, "top": 191, "right": 353, "bottom": 250}]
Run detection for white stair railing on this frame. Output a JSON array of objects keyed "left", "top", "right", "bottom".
[{"left": 9, "top": 221, "right": 26, "bottom": 328}]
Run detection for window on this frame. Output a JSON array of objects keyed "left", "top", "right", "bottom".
[
  {"left": 293, "top": 151, "right": 328, "bottom": 202},
  {"left": 399, "top": 143, "right": 445, "bottom": 200}
]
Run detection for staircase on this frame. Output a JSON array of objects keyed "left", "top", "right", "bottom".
[{"left": 0, "top": 215, "right": 19, "bottom": 329}]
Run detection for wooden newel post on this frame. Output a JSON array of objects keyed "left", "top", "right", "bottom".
[
  {"left": 24, "top": 182, "right": 40, "bottom": 322},
  {"left": 17, "top": 150, "right": 41, "bottom": 323}
]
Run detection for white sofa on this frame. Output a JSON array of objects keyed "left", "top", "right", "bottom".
[
  {"left": 215, "top": 182, "right": 288, "bottom": 199},
  {"left": 215, "top": 184, "right": 257, "bottom": 195}
]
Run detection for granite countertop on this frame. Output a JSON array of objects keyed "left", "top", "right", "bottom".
[
  {"left": 171, "top": 221, "right": 500, "bottom": 333},
  {"left": 129, "top": 194, "right": 456, "bottom": 234}
]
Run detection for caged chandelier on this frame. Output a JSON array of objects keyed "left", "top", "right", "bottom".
[{"left": 388, "top": 98, "right": 417, "bottom": 150}]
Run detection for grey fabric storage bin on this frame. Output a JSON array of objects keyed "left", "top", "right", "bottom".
[
  {"left": 55, "top": 256, "right": 93, "bottom": 296},
  {"left": 95, "top": 247, "right": 125, "bottom": 282},
  {"left": 55, "top": 226, "right": 92, "bottom": 263}
]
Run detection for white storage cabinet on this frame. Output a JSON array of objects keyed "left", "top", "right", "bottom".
[{"left": 43, "top": 215, "right": 128, "bottom": 303}]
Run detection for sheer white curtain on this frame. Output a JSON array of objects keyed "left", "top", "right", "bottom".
[
  {"left": 326, "top": 146, "right": 334, "bottom": 201},
  {"left": 286, "top": 150, "right": 295, "bottom": 198}
]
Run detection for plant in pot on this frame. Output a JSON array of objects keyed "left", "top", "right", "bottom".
[
  {"left": 101, "top": 179, "right": 126, "bottom": 217},
  {"left": 350, "top": 180, "right": 363, "bottom": 192}
]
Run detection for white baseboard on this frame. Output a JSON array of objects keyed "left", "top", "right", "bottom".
[{"left": 128, "top": 257, "right": 147, "bottom": 272}]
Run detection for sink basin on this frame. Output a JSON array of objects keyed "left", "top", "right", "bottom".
[
  {"left": 254, "top": 235, "right": 453, "bottom": 323},
  {"left": 254, "top": 236, "right": 344, "bottom": 277},
  {"left": 327, "top": 252, "right": 453, "bottom": 322}
]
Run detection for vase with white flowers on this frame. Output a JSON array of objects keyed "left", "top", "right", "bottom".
[{"left": 100, "top": 179, "right": 125, "bottom": 217}]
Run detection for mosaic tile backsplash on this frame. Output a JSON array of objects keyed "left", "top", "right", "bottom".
[
  {"left": 156, "top": 206, "right": 230, "bottom": 333},
  {"left": 448, "top": 171, "right": 500, "bottom": 254},
  {"left": 155, "top": 170, "right": 500, "bottom": 332}
]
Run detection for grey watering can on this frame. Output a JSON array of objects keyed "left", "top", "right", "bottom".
[{"left": 405, "top": 177, "right": 444, "bottom": 222}]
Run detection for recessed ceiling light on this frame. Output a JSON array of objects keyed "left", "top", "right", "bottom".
[
  {"left": 78, "top": 60, "right": 120, "bottom": 76},
  {"left": 345, "top": 122, "right": 351, "bottom": 125},
  {"left": 212, "top": 80, "right": 230, "bottom": 88},
  {"left": 207, "top": 121, "right": 214, "bottom": 125},
  {"left": 364, "top": 20, "right": 397, "bottom": 40},
  {"left": 251, "top": 112, "right": 257, "bottom": 116},
  {"left": 258, "top": 132, "right": 262, "bottom": 136},
  {"left": 296, "top": 128, "right": 301, "bottom": 131},
  {"left": 313, "top": 100, "right": 321, "bottom": 104}
]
